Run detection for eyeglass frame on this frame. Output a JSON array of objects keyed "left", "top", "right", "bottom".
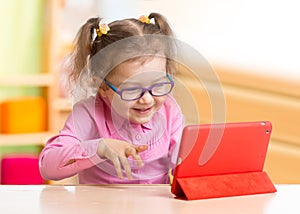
[{"left": 103, "top": 73, "right": 174, "bottom": 101}]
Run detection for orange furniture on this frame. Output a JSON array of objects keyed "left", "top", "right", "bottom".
[{"left": 0, "top": 97, "right": 46, "bottom": 133}]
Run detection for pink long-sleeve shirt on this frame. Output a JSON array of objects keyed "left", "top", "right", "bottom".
[{"left": 39, "top": 93, "right": 184, "bottom": 184}]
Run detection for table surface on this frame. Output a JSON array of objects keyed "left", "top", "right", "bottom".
[{"left": 0, "top": 184, "right": 299, "bottom": 214}]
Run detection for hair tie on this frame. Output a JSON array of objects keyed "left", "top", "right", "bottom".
[
  {"left": 138, "top": 15, "right": 151, "bottom": 24},
  {"left": 96, "top": 23, "right": 110, "bottom": 37}
]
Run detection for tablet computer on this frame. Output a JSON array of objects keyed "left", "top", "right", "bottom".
[{"left": 171, "top": 121, "right": 274, "bottom": 198}]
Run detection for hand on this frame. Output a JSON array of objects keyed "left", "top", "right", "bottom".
[{"left": 97, "top": 138, "right": 148, "bottom": 179}]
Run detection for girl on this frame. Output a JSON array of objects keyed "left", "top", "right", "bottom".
[{"left": 39, "top": 13, "right": 185, "bottom": 184}]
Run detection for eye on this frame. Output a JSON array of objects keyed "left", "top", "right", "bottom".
[
  {"left": 123, "top": 87, "right": 142, "bottom": 95},
  {"left": 121, "top": 87, "right": 143, "bottom": 100},
  {"left": 152, "top": 83, "right": 172, "bottom": 95}
]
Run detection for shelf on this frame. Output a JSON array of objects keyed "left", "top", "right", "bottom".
[
  {"left": 0, "top": 74, "right": 54, "bottom": 87},
  {"left": 0, "top": 132, "right": 53, "bottom": 146}
]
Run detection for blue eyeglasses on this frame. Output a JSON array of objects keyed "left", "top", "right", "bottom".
[{"left": 104, "top": 73, "right": 174, "bottom": 101}]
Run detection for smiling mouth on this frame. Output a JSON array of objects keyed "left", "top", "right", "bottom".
[{"left": 133, "top": 107, "right": 152, "bottom": 114}]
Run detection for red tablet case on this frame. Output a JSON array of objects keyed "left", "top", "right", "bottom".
[{"left": 171, "top": 121, "right": 276, "bottom": 200}]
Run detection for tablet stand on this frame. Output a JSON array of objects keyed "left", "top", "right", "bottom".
[{"left": 175, "top": 171, "right": 277, "bottom": 200}]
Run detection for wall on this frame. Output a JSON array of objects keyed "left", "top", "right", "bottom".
[
  {"left": 63, "top": 1, "right": 300, "bottom": 81},
  {"left": 140, "top": 0, "right": 300, "bottom": 81}
]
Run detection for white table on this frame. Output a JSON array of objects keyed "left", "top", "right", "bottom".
[{"left": 0, "top": 184, "right": 299, "bottom": 213}]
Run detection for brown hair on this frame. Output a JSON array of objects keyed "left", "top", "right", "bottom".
[{"left": 68, "top": 12, "right": 176, "bottom": 91}]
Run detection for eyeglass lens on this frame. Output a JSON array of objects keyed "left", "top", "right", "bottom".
[{"left": 121, "top": 82, "right": 173, "bottom": 100}]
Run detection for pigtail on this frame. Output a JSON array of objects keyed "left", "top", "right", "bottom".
[
  {"left": 148, "top": 13, "right": 177, "bottom": 75},
  {"left": 69, "top": 17, "right": 100, "bottom": 84},
  {"left": 149, "top": 13, "right": 174, "bottom": 37}
]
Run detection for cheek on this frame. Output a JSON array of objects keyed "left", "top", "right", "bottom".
[
  {"left": 109, "top": 94, "right": 132, "bottom": 113},
  {"left": 154, "top": 96, "right": 167, "bottom": 107}
]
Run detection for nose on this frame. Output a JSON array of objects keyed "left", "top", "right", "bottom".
[{"left": 138, "top": 90, "right": 153, "bottom": 104}]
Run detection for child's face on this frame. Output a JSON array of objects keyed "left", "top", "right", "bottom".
[{"left": 100, "top": 57, "right": 170, "bottom": 124}]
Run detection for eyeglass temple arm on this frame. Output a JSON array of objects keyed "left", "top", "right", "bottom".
[
  {"left": 167, "top": 73, "right": 174, "bottom": 82},
  {"left": 104, "top": 79, "right": 118, "bottom": 92}
]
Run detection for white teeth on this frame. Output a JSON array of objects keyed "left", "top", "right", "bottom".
[
  {"left": 134, "top": 107, "right": 151, "bottom": 112},
  {"left": 136, "top": 107, "right": 150, "bottom": 111}
]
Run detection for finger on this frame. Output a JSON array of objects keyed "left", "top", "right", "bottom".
[
  {"left": 111, "top": 156, "right": 123, "bottom": 179},
  {"left": 119, "top": 156, "right": 133, "bottom": 180},
  {"left": 125, "top": 145, "right": 148, "bottom": 155},
  {"left": 125, "top": 147, "right": 144, "bottom": 168},
  {"left": 125, "top": 147, "right": 137, "bottom": 158},
  {"left": 104, "top": 148, "right": 123, "bottom": 179},
  {"left": 136, "top": 145, "right": 148, "bottom": 153},
  {"left": 132, "top": 153, "right": 144, "bottom": 168}
]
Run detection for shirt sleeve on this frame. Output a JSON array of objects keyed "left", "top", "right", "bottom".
[
  {"left": 166, "top": 96, "right": 185, "bottom": 170},
  {"left": 39, "top": 99, "right": 104, "bottom": 181}
]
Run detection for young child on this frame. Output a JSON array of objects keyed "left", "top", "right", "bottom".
[{"left": 39, "top": 13, "right": 185, "bottom": 184}]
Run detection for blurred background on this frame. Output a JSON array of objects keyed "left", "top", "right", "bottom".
[{"left": 0, "top": 0, "right": 299, "bottom": 184}]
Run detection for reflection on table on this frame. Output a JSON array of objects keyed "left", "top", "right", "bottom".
[{"left": 0, "top": 184, "right": 299, "bottom": 214}]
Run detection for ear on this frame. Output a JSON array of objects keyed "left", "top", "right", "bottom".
[{"left": 99, "top": 83, "right": 108, "bottom": 98}]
